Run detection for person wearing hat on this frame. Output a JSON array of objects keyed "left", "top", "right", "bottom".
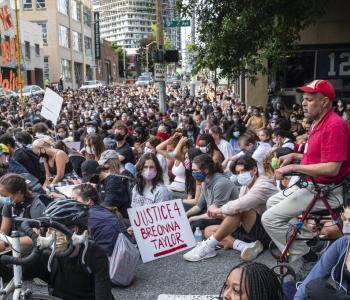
[
  {"left": 262, "top": 80, "right": 350, "bottom": 277},
  {"left": 0, "top": 143, "right": 28, "bottom": 176}
]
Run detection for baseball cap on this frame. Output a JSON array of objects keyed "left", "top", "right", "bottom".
[
  {"left": 297, "top": 79, "right": 336, "bottom": 101},
  {"left": 81, "top": 160, "right": 99, "bottom": 183},
  {"left": 0, "top": 144, "right": 9, "bottom": 156},
  {"left": 98, "top": 150, "right": 119, "bottom": 166}
]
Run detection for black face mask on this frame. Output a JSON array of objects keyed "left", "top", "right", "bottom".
[{"left": 115, "top": 133, "right": 125, "bottom": 141}]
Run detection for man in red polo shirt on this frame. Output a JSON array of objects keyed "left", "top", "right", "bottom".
[{"left": 262, "top": 80, "right": 350, "bottom": 271}]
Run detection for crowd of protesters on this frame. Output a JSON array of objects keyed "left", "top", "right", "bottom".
[{"left": 0, "top": 79, "right": 350, "bottom": 300}]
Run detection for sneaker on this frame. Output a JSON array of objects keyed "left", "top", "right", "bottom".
[
  {"left": 183, "top": 241, "right": 217, "bottom": 262},
  {"left": 240, "top": 241, "right": 264, "bottom": 261}
]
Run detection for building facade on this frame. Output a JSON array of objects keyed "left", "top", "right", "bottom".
[
  {"left": 243, "top": 0, "right": 350, "bottom": 108},
  {"left": 94, "top": 0, "right": 180, "bottom": 53},
  {"left": 19, "top": 0, "right": 96, "bottom": 89},
  {"left": 96, "top": 39, "right": 119, "bottom": 84}
]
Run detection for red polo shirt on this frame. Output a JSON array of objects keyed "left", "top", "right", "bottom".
[{"left": 301, "top": 108, "right": 350, "bottom": 184}]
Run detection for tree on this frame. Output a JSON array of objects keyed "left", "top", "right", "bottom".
[
  {"left": 136, "top": 23, "right": 173, "bottom": 75},
  {"left": 111, "top": 42, "right": 131, "bottom": 78},
  {"left": 178, "top": 0, "right": 328, "bottom": 80}
]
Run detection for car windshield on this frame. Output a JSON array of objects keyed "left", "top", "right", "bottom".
[
  {"left": 84, "top": 81, "right": 97, "bottom": 85},
  {"left": 22, "top": 86, "right": 31, "bottom": 93}
]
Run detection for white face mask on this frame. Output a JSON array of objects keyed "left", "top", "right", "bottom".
[
  {"left": 237, "top": 171, "right": 254, "bottom": 186},
  {"left": 233, "top": 131, "right": 240, "bottom": 138},
  {"left": 87, "top": 127, "right": 96, "bottom": 134},
  {"left": 199, "top": 146, "right": 208, "bottom": 154},
  {"left": 230, "top": 174, "right": 238, "bottom": 183},
  {"left": 343, "top": 222, "right": 350, "bottom": 241},
  {"left": 144, "top": 147, "right": 154, "bottom": 154}
]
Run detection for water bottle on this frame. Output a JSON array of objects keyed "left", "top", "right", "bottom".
[
  {"left": 0, "top": 197, "right": 12, "bottom": 205},
  {"left": 194, "top": 227, "right": 202, "bottom": 244}
]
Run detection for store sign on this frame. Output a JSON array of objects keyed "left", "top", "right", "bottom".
[
  {"left": 317, "top": 49, "right": 350, "bottom": 79},
  {"left": 94, "top": 12, "right": 101, "bottom": 60},
  {"left": 0, "top": 0, "right": 21, "bottom": 92}
]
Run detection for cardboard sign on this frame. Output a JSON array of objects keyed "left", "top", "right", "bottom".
[
  {"left": 40, "top": 88, "right": 63, "bottom": 126},
  {"left": 55, "top": 185, "right": 78, "bottom": 198},
  {"left": 128, "top": 199, "right": 196, "bottom": 263}
]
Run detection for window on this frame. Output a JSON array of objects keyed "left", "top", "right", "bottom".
[
  {"left": 72, "top": 31, "right": 82, "bottom": 52},
  {"left": 72, "top": 0, "right": 81, "bottom": 21},
  {"left": 44, "top": 56, "right": 49, "bottom": 79},
  {"left": 84, "top": 36, "right": 92, "bottom": 57},
  {"left": 23, "top": 0, "right": 32, "bottom": 9},
  {"left": 34, "top": 22, "right": 48, "bottom": 45},
  {"left": 61, "top": 59, "right": 71, "bottom": 79},
  {"left": 25, "top": 41, "right": 30, "bottom": 59},
  {"left": 35, "top": 44, "right": 40, "bottom": 55},
  {"left": 58, "top": 25, "right": 70, "bottom": 48},
  {"left": 58, "top": 0, "right": 68, "bottom": 15},
  {"left": 36, "top": 0, "right": 45, "bottom": 9},
  {"left": 83, "top": 6, "right": 91, "bottom": 26}
]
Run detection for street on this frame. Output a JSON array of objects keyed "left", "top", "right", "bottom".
[{"left": 112, "top": 248, "right": 276, "bottom": 300}]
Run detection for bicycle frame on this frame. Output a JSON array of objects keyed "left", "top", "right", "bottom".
[
  {"left": 279, "top": 188, "right": 343, "bottom": 263},
  {"left": 0, "top": 231, "right": 24, "bottom": 300}
]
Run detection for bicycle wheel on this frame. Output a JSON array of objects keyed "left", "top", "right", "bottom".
[{"left": 26, "top": 295, "right": 61, "bottom": 300}]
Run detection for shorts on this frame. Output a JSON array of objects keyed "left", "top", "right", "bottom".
[{"left": 231, "top": 211, "right": 271, "bottom": 249}]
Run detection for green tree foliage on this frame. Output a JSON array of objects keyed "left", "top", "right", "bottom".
[
  {"left": 111, "top": 42, "right": 128, "bottom": 78},
  {"left": 178, "top": 0, "right": 328, "bottom": 80}
]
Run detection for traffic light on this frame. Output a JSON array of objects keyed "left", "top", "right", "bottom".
[{"left": 164, "top": 50, "right": 179, "bottom": 63}]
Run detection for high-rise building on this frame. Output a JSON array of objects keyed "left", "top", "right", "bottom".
[
  {"left": 94, "top": 0, "right": 180, "bottom": 52},
  {"left": 19, "top": 0, "right": 95, "bottom": 89}
]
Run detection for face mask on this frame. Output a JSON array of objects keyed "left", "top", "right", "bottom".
[
  {"left": 233, "top": 131, "right": 240, "bottom": 138},
  {"left": 144, "top": 147, "right": 154, "bottom": 154},
  {"left": 106, "top": 120, "right": 113, "bottom": 126},
  {"left": 233, "top": 117, "right": 239, "bottom": 123},
  {"left": 69, "top": 124, "right": 74, "bottom": 130},
  {"left": 230, "top": 174, "right": 238, "bottom": 183},
  {"left": 35, "top": 133, "right": 45, "bottom": 139},
  {"left": 85, "top": 146, "right": 94, "bottom": 155},
  {"left": 199, "top": 146, "right": 208, "bottom": 154},
  {"left": 192, "top": 171, "right": 206, "bottom": 182},
  {"left": 291, "top": 118, "right": 297, "bottom": 123},
  {"left": 58, "top": 132, "right": 66, "bottom": 139},
  {"left": 142, "top": 169, "right": 157, "bottom": 181},
  {"left": 115, "top": 133, "right": 125, "bottom": 141},
  {"left": 183, "top": 159, "right": 191, "bottom": 170},
  {"left": 237, "top": 171, "right": 254, "bottom": 186},
  {"left": 0, "top": 196, "right": 11, "bottom": 205},
  {"left": 171, "top": 117, "right": 178, "bottom": 122},
  {"left": 343, "top": 222, "right": 350, "bottom": 241},
  {"left": 87, "top": 127, "right": 96, "bottom": 134}
]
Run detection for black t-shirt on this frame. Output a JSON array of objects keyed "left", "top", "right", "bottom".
[
  {"left": 116, "top": 143, "right": 135, "bottom": 165},
  {"left": 41, "top": 241, "right": 113, "bottom": 300}
]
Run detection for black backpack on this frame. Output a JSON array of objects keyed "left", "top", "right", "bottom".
[
  {"left": 16, "top": 147, "right": 45, "bottom": 184},
  {"left": 111, "top": 174, "right": 135, "bottom": 203}
]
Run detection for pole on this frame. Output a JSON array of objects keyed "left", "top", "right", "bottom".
[
  {"left": 156, "top": 0, "right": 166, "bottom": 113},
  {"left": 146, "top": 46, "right": 149, "bottom": 73},
  {"left": 123, "top": 48, "right": 126, "bottom": 80},
  {"left": 190, "top": 8, "right": 196, "bottom": 97},
  {"left": 14, "top": 0, "right": 23, "bottom": 120}
]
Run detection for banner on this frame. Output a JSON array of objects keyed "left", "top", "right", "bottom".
[
  {"left": 40, "top": 88, "right": 63, "bottom": 126},
  {"left": 94, "top": 11, "right": 101, "bottom": 60},
  {"left": 0, "top": 0, "right": 20, "bottom": 92},
  {"left": 128, "top": 200, "right": 196, "bottom": 263}
]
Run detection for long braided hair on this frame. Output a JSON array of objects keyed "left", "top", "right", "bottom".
[{"left": 219, "top": 262, "right": 283, "bottom": 300}]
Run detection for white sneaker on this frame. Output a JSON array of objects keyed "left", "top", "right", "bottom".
[
  {"left": 240, "top": 241, "right": 264, "bottom": 261},
  {"left": 183, "top": 241, "right": 217, "bottom": 262}
]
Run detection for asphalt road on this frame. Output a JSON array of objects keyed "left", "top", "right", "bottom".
[{"left": 112, "top": 248, "right": 276, "bottom": 300}]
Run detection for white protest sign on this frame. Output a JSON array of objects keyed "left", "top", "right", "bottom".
[
  {"left": 55, "top": 184, "right": 78, "bottom": 198},
  {"left": 40, "top": 88, "right": 63, "bottom": 126},
  {"left": 128, "top": 199, "right": 196, "bottom": 263}
]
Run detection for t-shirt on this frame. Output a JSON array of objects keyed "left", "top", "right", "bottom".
[
  {"left": 116, "top": 142, "right": 135, "bottom": 165},
  {"left": 301, "top": 108, "right": 350, "bottom": 184},
  {"left": 131, "top": 183, "right": 172, "bottom": 207},
  {"left": 218, "top": 139, "right": 235, "bottom": 160}
]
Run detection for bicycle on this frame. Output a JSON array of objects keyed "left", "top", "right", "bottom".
[
  {"left": 0, "top": 217, "right": 87, "bottom": 300},
  {"left": 269, "top": 174, "right": 344, "bottom": 263}
]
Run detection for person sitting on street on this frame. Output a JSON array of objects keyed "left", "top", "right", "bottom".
[
  {"left": 183, "top": 155, "right": 278, "bottom": 262},
  {"left": 186, "top": 154, "right": 239, "bottom": 232}
]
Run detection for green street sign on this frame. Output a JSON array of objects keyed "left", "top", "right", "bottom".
[{"left": 164, "top": 20, "right": 191, "bottom": 28}]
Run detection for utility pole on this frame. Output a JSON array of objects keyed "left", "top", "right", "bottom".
[
  {"left": 123, "top": 48, "right": 126, "bottom": 80},
  {"left": 190, "top": 9, "right": 196, "bottom": 97},
  {"left": 156, "top": 0, "right": 166, "bottom": 113}
]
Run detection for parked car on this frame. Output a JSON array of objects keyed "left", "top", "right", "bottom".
[
  {"left": 135, "top": 76, "right": 153, "bottom": 86},
  {"left": 0, "top": 88, "right": 17, "bottom": 99},
  {"left": 19, "top": 85, "right": 45, "bottom": 97},
  {"left": 80, "top": 80, "right": 104, "bottom": 90},
  {"left": 166, "top": 75, "right": 181, "bottom": 89}
]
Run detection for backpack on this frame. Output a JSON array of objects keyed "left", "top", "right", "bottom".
[
  {"left": 17, "top": 147, "right": 46, "bottom": 184},
  {"left": 111, "top": 174, "right": 135, "bottom": 203}
]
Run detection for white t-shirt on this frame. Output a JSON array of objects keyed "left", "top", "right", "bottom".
[
  {"left": 131, "top": 183, "right": 172, "bottom": 207},
  {"left": 156, "top": 153, "right": 169, "bottom": 185},
  {"left": 218, "top": 139, "right": 235, "bottom": 160}
]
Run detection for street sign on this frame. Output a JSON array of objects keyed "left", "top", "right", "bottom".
[
  {"left": 164, "top": 20, "right": 191, "bottom": 28},
  {"left": 154, "top": 63, "right": 166, "bottom": 82}
]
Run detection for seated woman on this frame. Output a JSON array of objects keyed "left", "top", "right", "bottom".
[
  {"left": 80, "top": 133, "right": 105, "bottom": 161},
  {"left": 294, "top": 203, "right": 350, "bottom": 300},
  {"left": 219, "top": 262, "right": 283, "bottom": 300},
  {"left": 131, "top": 152, "right": 172, "bottom": 207},
  {"left": 72, "top": 184, "right": 130, "bottom": 258},
  {"left": 32, "top": 136, "right": 73, "bottom": 187},
  {"left": 186, "top": 154, "right": 239, "bottom": 232},
  {"left": 197, "top": 134, "right": 225, "bottom": 165},
  {"left": 184, "top": 155, "right": 278, "bottom": 262}
]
